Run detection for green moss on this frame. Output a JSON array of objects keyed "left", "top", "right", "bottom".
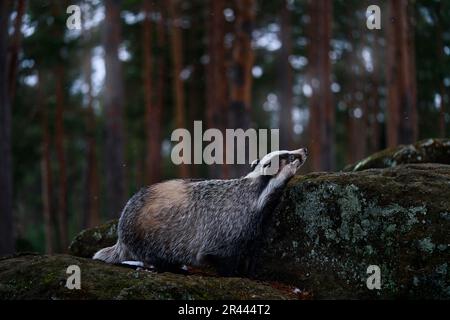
[
  {"left": 259, "top": 163, "right": 450, "bottom": 299},
  {"left": 345, "top": 138, "right": 450, "bottom": 171},
  {"left": 0, "top": 254, "right": 296, "bottom": 300}
]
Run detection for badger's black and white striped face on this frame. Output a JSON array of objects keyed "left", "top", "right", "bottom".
[{"left": 246, "top": 148, "right": 308, "bottom": 178}]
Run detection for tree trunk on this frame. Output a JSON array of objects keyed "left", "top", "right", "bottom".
[
  {"left": 54, "top": 66, "right": 68, "bottom": 252},
  {"left": 206, "top": 0, "right": 228, "bottom": 178},
  {"left": 168, "top": 0, "right": 189, "bottom": 178},
  {"left": 82, "top": 26, "right": 100, "bottom": 229},
  {"left": 142, "top": 0, "right": 154, "bottom": 184},
  {"left": 153, "top": 4, "right": 166, "bottom": 182},
  {"left": 229, "top": 0, "right": 255, "bottom": 177},
  {"left": 0, "top": 0, "right": 15, "bottom": 255},
  {"left": 307, "top": 0, "right": 334, "bottom": 171},
  {"left": 386, "top": 0, "right": 417, "bottom": 147},
  {"left": 104, "top": 0, "right": 126, "bottom": 217},
  {"left": 8, "top": 0, "right": 25, "bottom": 107},
  {"left": 278, "top": 0, "right": 294, "bottom": 150},
  {"left": 435, "top": 2, "right": 446, "bottom": 138},
  {"left": 38, "top": 72, "right": 54, "bottom": 253},
  {"left": 143, "top": 0, "right": 163, "bottom": 184}
]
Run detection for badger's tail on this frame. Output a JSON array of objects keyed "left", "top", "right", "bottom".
[{"left": 93, "top": 242, "right": 129, "bottom": 264}]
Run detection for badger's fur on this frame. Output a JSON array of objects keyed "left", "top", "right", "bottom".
[{"left": 93, "top": 148, "right": 307, "bottom": 275}]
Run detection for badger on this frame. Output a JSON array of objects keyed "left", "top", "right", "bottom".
[{"left": 93, "top": 148, "right": 307, "bottom": 276}]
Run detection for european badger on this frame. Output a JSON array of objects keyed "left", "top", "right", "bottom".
[{"left": 93, "top": 148, "right": 307, "bottom": 275}]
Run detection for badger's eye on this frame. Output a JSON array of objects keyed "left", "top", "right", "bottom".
[
  {"left": 288, "top": 154, "right": 296, "bottom": 162},
  {"left": 263, "top": 162, "right": 270, "bottom": 168}
]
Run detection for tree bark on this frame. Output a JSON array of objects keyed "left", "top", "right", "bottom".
[
  {"left": 38, "top": 72, "right": 54, "bottom": 253},
  {"left": 153, "top": 4, "right": 166, "bottom": 181},
  {"left": 54, "top": 66, "right": 68, "bottom": 251},
  {"left": 82, "top": 20, "right": 100, "bottom": 229},
  {"left": 206, "top": 0, "right": 228, "bottom": 178},
  {"left": 8, "top": 0, "right": 25, "bottom": 107},
  {"left": 0, "top": 0, "right": 15, "bottom": 255},
  {"left": 143, "top": 0, "right": 163, "bottom": 184},
  {"left": 386, "top": 0, "right": 417, "bottom": 147},
  {"left": 104, "top": 0, "right": 126, "bottom": 217},
  {"left": 229, "top": 0, "right": 255, "bottom": 177},
  {"left": 278, "top": 0, "right": 294, "bottom": 150},
  {"left": 307, "top": 0, "right": 334, "bottom": 171},
  {"left": 168, "top": 0, "right": 189, "bottom": 178},
  {"left": 435, "top": 2, "right": 446, "bottom": 138}
]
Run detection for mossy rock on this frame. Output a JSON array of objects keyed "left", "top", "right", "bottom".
[
  {"left": 68, "top": 163, "right": 450, "bottom": 299},
  {"left": 344, "top": 138, "right": 450, "bottom": 172},
  {"left": 0, "top": 254, "right": 297, "bottom": 300},
  {"left": 258, "top": 163, "right": 450, "bottom": 299},
  {"left": 69, "top": 220, "right": 118, "bottom": 258}
]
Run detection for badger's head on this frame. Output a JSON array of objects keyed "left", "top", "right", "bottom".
[{"left": 245, "top": 148, "right": 308, "bottom": 179}]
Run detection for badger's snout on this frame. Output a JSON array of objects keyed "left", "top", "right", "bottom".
[
  {"left": 291, "top": 148, "right": 308, "bottom": 164},
  {"left": 302, "top": 148, "right": 308, "bottom": 157}
]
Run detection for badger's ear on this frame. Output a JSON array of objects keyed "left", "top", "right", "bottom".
[{"left": 250, "top": 159, "right": 259, "bottom": 170}]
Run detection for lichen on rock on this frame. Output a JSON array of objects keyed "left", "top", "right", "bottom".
[
  {"left": 258, "top": 164, "right": 450, "bottom": 299},
  {"left": 344, "top": 138, "right": 450, "bottom": 172}
]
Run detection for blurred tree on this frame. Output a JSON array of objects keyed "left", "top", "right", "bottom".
[
  {"left": 229, "top": 0, "right": 255, "bottom": 177},
  {"left": 168, "top": 0, "right": 189, "bottom": 178},
  {"left": 154, "top": 3, "right": 167, "bottom": 179},
  {"left": 386, "top": 0, "right": 418, "bottom": 146},
  {"left": 434, "top": 1, "right": 446, "bottom": 138},
  {"left": 38, "top": 71, "right": 54, "bottom": 253},
  {"left": 8, "top": 0, "right": 25, "bottom": 106},
  {"left": 51, "top": 1, "right": 68, "bottom": 251},
  {"left": 0, "top": 0, "right": 15, "bottom": 255},
  {"left": 278, "top": 0, "right": 294, "bottom": 150},
  {"left": 54, "top": 65, "right": 68, "bottom": 251},
  {"left": 142, "top": 0, "right": 165, "bottom": 184},
  {"left": 307, "top": 0, "right": 334, "bottom": 171},
  {"left": 104, "top": 0, "right": 126, "bottom": 218},
  {"left": 206, "top": 0, "right": 228, "bottom": 178},
  {"left": 82, "top": 6, "right": 100, "bottom": 229}
]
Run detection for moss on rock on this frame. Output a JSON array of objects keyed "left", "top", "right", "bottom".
[
  {"left": 258, "top": 163, "right": 450, "bottom": 299},
  {"left": 69, "top": 220, "right": 118, "bottom": 258},
  {"left": 64, "top": 163, "right": 450, "bottom": 299},
  {"left": 344, "top": 138, "right": 450, "bottom": 172},
  {"left": 0, "top": 254, "right": 296, "bottom": 300}
]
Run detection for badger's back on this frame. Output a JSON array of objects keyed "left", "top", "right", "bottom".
[{"left": 116, "top": 178, "right": 261, "bottom": 267}]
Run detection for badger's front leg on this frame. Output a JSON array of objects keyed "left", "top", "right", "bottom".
[{"left": 256, "top": 159, "right": 301, "bottom": 211}]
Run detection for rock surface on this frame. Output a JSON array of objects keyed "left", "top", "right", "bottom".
[
  {"left": 258, "top": 163, "right": 450, "bottom": 298},
  {"left": 344, "top": 138, "right": 450, "bottom": 171},
  {"left": 0, "top": 254, "right": 297, "bottom": 300},
  {"left": 69, "top": 220, "right": 117, "bottom": 258},
  {"left": 66, "top": 163, "right": 450, "bottom": 299}
]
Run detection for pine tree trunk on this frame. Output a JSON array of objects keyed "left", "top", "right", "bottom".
[
  {"left": 278, "top": 0, "right": 293, "bottom": 150},
  {"left": 0, "top": 0, "right": 15, "bottom": 255},
  {"left": 206, "top": 0, "right": 227, "bottom": 178},
  {"left": 54, "top": 66, "right": 68, "bottom": 251},
  {"left": 104, "top": 0, "right": 126, "bottom": 217},
  {"left": 143, "top": 0, "right": 163, "bottom": 184},
  {"left": 436, "top": 2, "right": 446, "bottom": 138},
  {"left": 386, "top": 0, "right": 417, "bottom": 147},
  {"left": 8, "top": 0, "right": 25, "bottom": 107},
  {"left": 82, "top": 25, "right": 100, "bottom": 229},
  {"left": 143, "top": 0, "right": 154, "bottom": 184},
  {"left": 153, "top": 4, "right": 166, "bottom": 181},
  {"left": 307, "top": 0, "right": 334, "bottom": 171},
  {"left": 229, "top": 0, "right": 255, "bottom": 177},
  {"left": 38, "top": 72, "right": 54, "bottom": 253},
  {"left": 168, "top": 0, "right": 189, "bottom": 178}
]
